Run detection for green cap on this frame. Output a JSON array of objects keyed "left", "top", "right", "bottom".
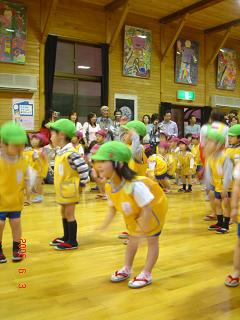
[
  {"left": 0, "top": 121, "right": 28, "bottom": 145},
  {"left": 49, "top": 119, "right": 76, "bottom": 138},
  {"left": 228, "top": 124, "right": 240, "bottom": 137},
  {"left": 92, "top": 141, "right": 132, "bottom": 163},
  {"left": 206, "top": 123, "right": 227, "bottom": 144},
  {"left": 122, "top": 120, "right": 147, "bottom": 137}
]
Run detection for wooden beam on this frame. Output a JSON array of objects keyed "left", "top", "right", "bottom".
[
  {"left": 41, "top": 0, "right": 59, "bottom": 44},
  {"left": 207, "top": 27, "right": 232, "bottom": 67},
  {"left": 105, "top": 0, "right": 128, "bottom": 12},
  {"left": 205, "top": 19, "right": 240, "bottom": 34},
  {"left": 161, "top": 14, "right": 189, "bottom": 61},
  {"left": 159, "top": 0, "right": 224, "bottom": 24},
  {"left": 109, "top": 0, "right": 130, "bottom": 53}
]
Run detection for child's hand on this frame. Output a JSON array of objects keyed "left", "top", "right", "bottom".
[{"left": 231, "top": 208, "right": 238, "bottom": 223}]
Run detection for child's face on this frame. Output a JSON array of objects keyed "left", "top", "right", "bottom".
[
  {"left": 179, "top": 143, "right": 187, "bottom": 151},
  {"left": 30, "top": 137, "right": 40, "bottom": 148},
  {"left": 96, "top": 134, "right": 104, "bottom": 144},
  {"left": 160, "top": 134, "right": 167, "bottom": 142},
  {"left": 51, "top": 131, "right": 66, "bottom": 147},
  {"left": 192, "top": 138, "right": 199, "bottom": 145},
  {"left": 187, "top": 136, "right": 192, "bottom": 142},
  {"left": 2, "top": 143, "right": 24, "bottom": 156},
  {"left": 94, "top": 161, "right": 114, "bottom": 179},
  {"left": 158, "top": 147, "right": 166, "bottom": 155},
  {"left": 122, "top": 131, "right": 132, "bottom": 145},
  {"left": 71, "top": 136, "right": 79, "bottom": 145},
  {"left": 229, "top": 135, "right": 238, "bottom": 145}
]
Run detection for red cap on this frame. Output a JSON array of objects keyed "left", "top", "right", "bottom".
[
  {"left": 158, "top": 141, "right": 170, "bottom": 149},
  {"left": 29, "top": 133, "right": 48, "bottom": 146},
  {"left": 76, "top": 131, "right": 83, "bottom": 139},
  {"left": 192, "top": 134, "right": 199, "bottom": 140},
  {"left": 179, "top": 138, "right": 190, "bottom": 146},
  {"left": 171, "top": 137, "right": 180, "bottom": 143},
  {"left": 96, "top": 129, "right": 107, "bottom": 138}
]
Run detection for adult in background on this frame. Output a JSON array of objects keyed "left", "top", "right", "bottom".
[
  {"left": 226, "top": 109, "right": 238, "bottom": 126},
  {"left": 97, "top": 106, "right": 113, "bottom": 141},
  {"left": 159, "top": 110, "right": 178, "bottom": 137},
  {"left": 69, "top": 111, "right": 82, "bottom": 131},
  {"left": 39, "top": 110, "right": 59, "bottom": 144},
  {"left": 111, "top": 110, "right": 122, "bottom": 141},
  {"left": 82, "top": 112, "right": 101, "bottom": 148},
  {"left": 184, "top": 115, "right": 201, "bottom": 136},
  {"left": 142, "top": 114, "right": 152, "bottom": 144},
  {"left": 149, "top": 113, "right": 161, "bottom": 149}
]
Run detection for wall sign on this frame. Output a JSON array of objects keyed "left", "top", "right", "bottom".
[
  {"left": 177, "top": 90, "right": 195, "bottom": 101},
  {"left": 12, "top": 99, "right": 34, "bottom": 130}
]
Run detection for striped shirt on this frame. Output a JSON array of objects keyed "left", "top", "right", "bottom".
[{"left": 68, "top": 152, "right": 89, "bottom": 185}]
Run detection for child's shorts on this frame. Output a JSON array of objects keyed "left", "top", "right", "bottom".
[
  {"left": 214, "top": 191, "right": 231, "bottom": 200},
  {"left": 155, "top": 173, "right": 168, "bottom": 180},
  {"left": 0, "top": 212, "right": 21, "bottom": 221},
  {"left": 196, "top": 165, "right": 203, "bottom": 172},
  {"left": 238, "top": 224, "right": 240, "bottom": 238}
]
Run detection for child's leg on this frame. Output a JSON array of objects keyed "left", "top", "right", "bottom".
[
  {"left": 179, "top": 175, "right": 186, "bottom": 191},
  {"left": 64, "top": 204, "right": 78, "bottom": 245},
  {"left": 124, "top": 236, "right": 139, "bottom": 270},
  {"left": 9, "top": 217, "right": 22, "bottom": 253},
  {"left": 222, "top": 197, "right": 231, "bottom": 230},
  {"left": 35, "top": 178, "right": 43, "bottom": 195},
  {"left": 0, "top": 219, "right": 6, "bottom": 252},
  {"left": 233, "top": 238, "right": 240, "bottom": 278},
  {"left": 61, "top": 205, "right": 69, "bottom": 241},
  {"left": 143, "top": 236, "right": 159, "bottom": 274},
  {"left": 163, "top": 177, "right": 171, "bottom": 191},
  {"left": 215, "top": 198, "right": 223, "bottom": 227},
  {"left": 187, "top": 175, "right": 192, "bottom": 191},
  {"left": 208, "top": 190, "right": 217, "bottom": 218}
]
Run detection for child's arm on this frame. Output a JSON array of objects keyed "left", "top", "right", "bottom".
[
  {"left": 222, "top": 157, "right": 233, "bottom": 197},
  {"left": 231, "top": 162, "right": 240, "bottom": 223},
  {"left": 189, "top": 154, "right": 195, "bottom": 174},
  {"left": 98, "top": 206, "right": 116, "bottom": 230},
  {"left": 68, "top": 152, "right": 89, "bottom": 186},
  {"left": 131, "top": 131, "right": 143, "bottom": 163}
]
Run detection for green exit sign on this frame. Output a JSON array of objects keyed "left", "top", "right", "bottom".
[{"left": 177, "top": 90, "right": 195, "bottom": 101}]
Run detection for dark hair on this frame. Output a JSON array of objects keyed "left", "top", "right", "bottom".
[
  {"left": 151, "top": 113, "right": 159, "bottom": 123},
  {"left": 185, "top": 133, "right": 192, "bottom": 139},
  {"left": 189, "top": 115, "right": 197, "bottom": 124},
  {"left": 230, "top": 110, "right": 238, "bottom": 117},
  {"left": 114, "top": 162, "right": 136, "bottom": 181},
  {"left": 87, "top": 112, "right": 97, "bottom": 124},
  {"left": 210, "top": 111, "right": 225, "bottom": 123},
  {"left": 142, "top": 114, "right": 151, "bottom": 124},
  {"left": 41, "top": 119, "right": 48, "bottom": 128},
  {"left": 164, "top": 110, "right": 171, "bottom": 116},
  {"left": 114, "top": 110, "right": 122, "bottom": 116},
  {"left": 69, "top": 111, "right": 78, "bottom": 124}
]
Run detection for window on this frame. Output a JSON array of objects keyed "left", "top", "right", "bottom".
[{"left": 53, "top": 41, "right": 103, "bottom": 121}]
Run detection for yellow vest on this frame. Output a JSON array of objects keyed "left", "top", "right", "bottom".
[
  {"left": 128, "top": 145, "right": 148, "bottom": 176},
  {"left": 105, "top": 176, "right": 168, "bottom": 236},
  {"left": 165, "top": 153, "right": 175, "bottom": 176},
  {"left": 208, "top": 152, "right": 233, "bottom": 192},
  {"left": 226, "top": 146, "right": 240, "bottom": 165},
  {"left": 191, "top": 144, "right": 201, "bottom": 166},
  {"left": 148, "top": 154, "right": 167, "bottom": 176},
  {"left": 178, "top": 151, "right": 196, "bottom": 175},
  {"left": 24, "top": 148, "right": 48, "bottom": 178},
  {"left": 0, "top": 152, "right": 28, "bottom": 212},
  {"left": 54, "top": 146, "right": 80, "bottom": 204}
]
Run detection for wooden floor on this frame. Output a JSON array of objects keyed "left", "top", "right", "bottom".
[{"left": 1, "top": 184, "right": 239, "bottom": 320}]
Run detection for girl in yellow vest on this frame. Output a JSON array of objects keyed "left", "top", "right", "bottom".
[
  {"left": 226, "top": 124, "right": 240, "bottom": 165},
  {"left": 204, "top": 124, "right": 233, "bottom": 234},
  {"left": 71, "top": 130, "right": 84, "bottom": 157},
  {"left": 24, "top": 133, "right": 48, "bottom": 203},
  {"left": 177, "top": 138, "right": 195, "bottom": 192},
  {"left": 191, "top": 135, "right": 203, "bottom": 184},
  {"left": 225, "top": 160, "right": 240, "bottom": 287},
  {"left": 0, "top": 122, "right": 28, "bottom": 263},
  {"left": 49, "top": 119, "right": 89, "bottom": 250},
  {"left": 93, "top": 141, "right": 168, "bottom": 289},
  {"left": 169, "top": 137, "right": 180, "bottom": 184}
]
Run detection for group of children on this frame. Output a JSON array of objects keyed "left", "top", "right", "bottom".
[{"left": 0, "top": 114, "right": 239, "bottom": 289}]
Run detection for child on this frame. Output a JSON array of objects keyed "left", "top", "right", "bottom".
[
  {"left": 191, "top": 135, "right": 202, "bottom": 184},
  {"left": 156, "top": 141, "right": 172, "bottom": 193},
  {"left": 185, "top": 133, "right": 193, "bottom": 149},
  {"left": 43, "top": 135, "right": 60, "bottom": 185},
  {"left": 204, "top": 125, "right": 233, "bottom": 234},
  {"left": 225, "top": 161, "right": 240, "bottom": 287},
  {"left": 49, "top": 119, "right": 89, "bottom": 250},
  {"left": 169, "top": 137, "right": 180, "bottom": 184},
  {"left": 0, "top": 122, "right": 28, "bottom": 263},
  {"left": 177, "top": 138, "right": 195, "bottom": 192},
  {"left": 93, "top": 141, "right": 168, "bottom": 289},
  {"left": 121, "top": 120, "right": 148, "bottom": 176},
  {"left": 226, "top": 124, "right": 240, "bottom": 165},
  {"left": 71, "top": 131, "right": 84, "bottom": 157},
  {"left": 25, "top": 133, "right": 48, "bottom": 203}
]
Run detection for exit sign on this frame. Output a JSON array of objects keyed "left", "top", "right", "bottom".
[{"left": 177, "top": 90, "right": 195, "bottom": 101}]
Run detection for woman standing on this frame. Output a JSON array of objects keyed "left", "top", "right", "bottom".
[
  {"left": 69, "top": 111, "right": 82, "bottom": 131},
  {"left": 82, "top": 112, "right": 101, "bottom": 148},
  {"left": 142, "top": 114, "right": 151, "bottom": 144}
]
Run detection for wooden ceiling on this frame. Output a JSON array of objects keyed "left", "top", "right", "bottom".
[{"left": 77, "top": 0, "right": 240, "bottom": 39}]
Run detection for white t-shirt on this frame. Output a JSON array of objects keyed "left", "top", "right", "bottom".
[
  {"left": 76, "top": 122, "right": 82, "bottom": 131},
  {"left": 82, "top": 122, "right": 101, "bottom": 143},
  {"left": 108, "top": 181, "right": 154, "bottom": 208}
]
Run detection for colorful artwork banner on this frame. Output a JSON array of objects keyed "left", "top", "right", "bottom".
[{"left": 217, "top": 48, "right": 237, "bottom": 91}]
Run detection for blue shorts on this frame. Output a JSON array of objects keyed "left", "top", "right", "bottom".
[
  {"left": 152, "top": 231, "right": 161, "bottom": 237},
  {"left": 0, "top": 212, "right": 21, "bottom": 221},
  {"left": 155, "top": 173, "right": 168, "bottom": 180},
  {"left": 196, "top": 165, "right": 203, "bottom": 173},
  {"left": 238, "top": 224, "right": 240, "bottom": 238},
  {"left": 214, "top": 192, "right": 231, "bottom": 200}
]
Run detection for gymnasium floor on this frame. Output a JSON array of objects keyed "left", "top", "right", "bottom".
[{"left": 1, "top": 184, "right": 239, "bottom": 320}]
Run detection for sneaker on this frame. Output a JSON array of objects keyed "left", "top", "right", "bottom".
[
  {"left": 216, "top": 227, "right": 229, "bottom": 234},
  {"left": 118, "top": 232, "right": 129, "bottom": 239},
  {"left": 111, "top": 267, "right": 131, "bottom": 282},
  {"left": 12, "top": 251, "right": 24, "bottom": 262},
  {"left": 185, "top": 189, "right": 192, "bottom": 193},
  {"left": 128, "top": 272, "right": 152, "bottom": 289},
  {"left": 49, "top": 237, "right": 65, "bottom": 246},
  {"left": 0, "top": 253, "right": 7, "bottom": 263},
  {"left": 178, "top": 188, "right": 186, "bottom": 192},
  {"left": 208, "top": 224, "right": 222, "bottom": 231},
  {"left": 32, "top": 195, "right": 44, "bottom": 203},
  {"left": 91, "top": 186, "right": 99, "bottom": 191},
  {"left": 225, "top": 275, "right": 239, "bottom": 287},
  {"left": 54, "top": 242, "right": 78, "bottom": 251}
]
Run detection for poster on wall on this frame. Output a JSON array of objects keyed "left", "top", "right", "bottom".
[
  {"left": 12, "top": 99, "right": 34, "bottom": 130},
  {"left": 114, "top": 94, "right": 137, "bottom": 121},
  {"left": 217, "top": 48, "right": 237, "bottom": 90},
  {"left": 123, "top": 25, "right": 152, "bottom": 79},
  {"left": 175, "top": 38, "right": 199, "bottom": 85},
  {"left": 0, "top": 1, "right": 26, "bottom": 64}
]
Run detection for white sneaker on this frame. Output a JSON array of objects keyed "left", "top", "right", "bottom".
[
  {"left": 111, "top": 267, "right": 131, "bottom": 282},
  {"left": 128, "top": 272, "right": 152, "bottom": 289}
]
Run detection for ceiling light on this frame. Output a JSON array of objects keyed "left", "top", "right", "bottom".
[
  {"left": 137, "top": 35, "right": 147, "bottom": 39},
  {"left": 77, "top": 65, "right": 91, "bottom": 69}
]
